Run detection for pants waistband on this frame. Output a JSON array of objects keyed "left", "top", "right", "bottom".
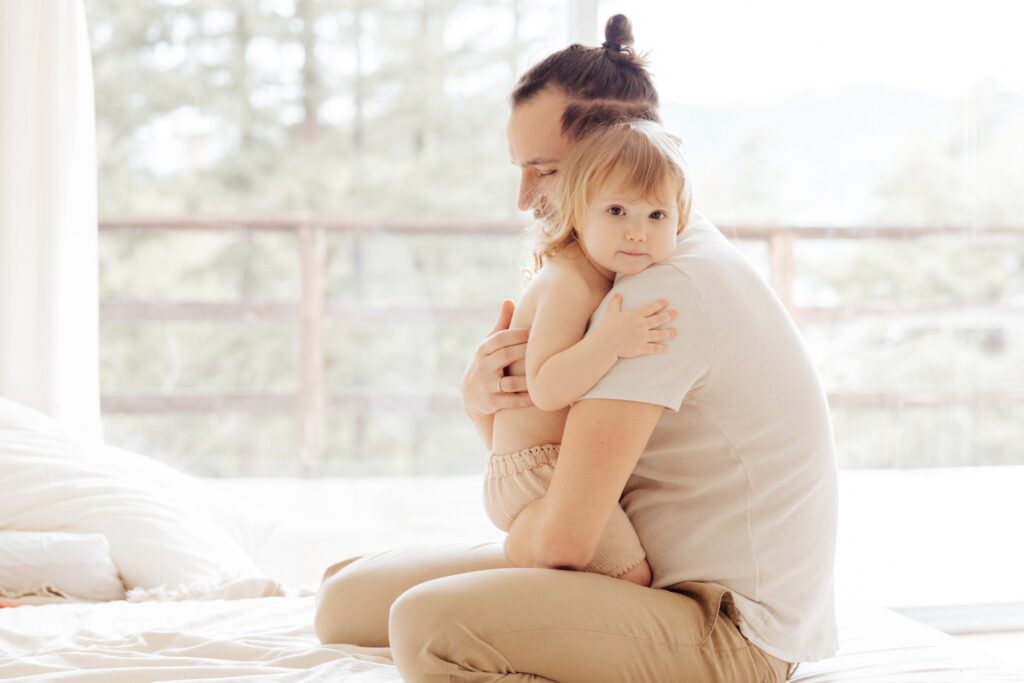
[{"left": 486, "top": 443, "right": 559, "bottom": 478}]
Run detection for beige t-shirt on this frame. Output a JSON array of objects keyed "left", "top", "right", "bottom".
[{"left": 581, "top": 212, "right": 839, "bottom": 663}]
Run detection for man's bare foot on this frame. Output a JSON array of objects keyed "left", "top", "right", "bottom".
[{"left": 618, "top": 558, "right": 653, "bottom": 587}]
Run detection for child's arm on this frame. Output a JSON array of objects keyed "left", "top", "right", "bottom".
[{"left": 526, "top": 273, "right": 677, "bottom": 412}]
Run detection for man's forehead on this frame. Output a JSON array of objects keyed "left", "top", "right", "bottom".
[{"left": 507, "top": 92, "right": 570, "bottom": 165}]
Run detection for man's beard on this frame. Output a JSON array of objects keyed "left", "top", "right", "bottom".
[{"left": 532, "top": 205, "right": 554, "bottom": 220}]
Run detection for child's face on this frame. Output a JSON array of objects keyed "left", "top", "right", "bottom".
[{"left": 578, "top": 171, "right": 680, "bottom": 278}]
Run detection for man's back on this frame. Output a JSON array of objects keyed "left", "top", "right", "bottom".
[{"left": 581, "top": 212, "right": 840, "bottom": 663}]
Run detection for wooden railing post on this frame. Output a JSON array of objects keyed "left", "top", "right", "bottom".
[{"left": 297, "top": 223, "right": 326, "bottom": 475}]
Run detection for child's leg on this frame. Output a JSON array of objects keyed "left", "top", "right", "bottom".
[
  {"left": 582, "top": 503, "right": 650, "bottom": 583},
  {"left": 485, "top": 444, "right": 650, "bottom": 584},
  {"left": 618, "top": 556, "right": 654, "bottom": 586}
]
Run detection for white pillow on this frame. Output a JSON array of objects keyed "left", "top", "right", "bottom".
[
  {"left": 0, "top": 531, "right": 125, "bottom": 601},
  {"left": 0, "top": 398, "right": 277, "bottom": 592}
]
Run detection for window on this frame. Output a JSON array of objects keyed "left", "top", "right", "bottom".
[
  {"left": 91, "top": 0, "right": 1024, "bottom": 477},
  {"left": 594, "top": 0, "right": 1024, "bottom": 618},
  {"left": 89, "top": 0, "right": 567, "bottom": 476}
]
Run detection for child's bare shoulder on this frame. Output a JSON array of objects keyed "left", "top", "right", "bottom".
[{"left": 545, "top": 243, "right": 605, "bottom": 284}]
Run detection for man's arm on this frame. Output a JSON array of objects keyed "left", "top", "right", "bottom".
[{"left": 504, "top": 397, "right": 664, "bottom": 568}]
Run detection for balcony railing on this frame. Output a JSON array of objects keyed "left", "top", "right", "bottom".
[{"left": 99, "top": 217, "right": 1024, "bottom": 473}]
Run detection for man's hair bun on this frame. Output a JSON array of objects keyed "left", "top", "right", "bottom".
[
  {"left": 602, "top": 14, "right": 634, "bottom": 54},
  {"left": 510, "top": 13, "right": 657, "bottom": 110}
]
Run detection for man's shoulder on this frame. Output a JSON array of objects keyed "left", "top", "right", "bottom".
[
  {"left": 615, "top": 257, "right": 697, "bottom": 293},
  {"left": 628, "top": 213, "right": 746, "bottom": 288}
]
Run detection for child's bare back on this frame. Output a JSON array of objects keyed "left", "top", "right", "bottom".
[{"left": 491, "top": 242, "right": 612, "bottom": 456}]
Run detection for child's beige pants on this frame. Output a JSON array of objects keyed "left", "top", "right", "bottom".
[
  {"left": 482, "top": 443, "right": 646, "bottom": 579},
  {"left": 313, "top": 542, "right": 795, "bottom": 682}
]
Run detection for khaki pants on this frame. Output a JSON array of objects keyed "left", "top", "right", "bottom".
[
  {"left": 314, "top": 541, "right": 794, "bottom": 682},
  {"left": 483, "top": 444, "right": 647, "bottom": 578}
]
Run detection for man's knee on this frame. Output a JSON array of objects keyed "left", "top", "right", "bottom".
[
  {"left": 314, "top": 558, "right": 384, "bottom": 646},
  {"left": 388, "top": 582, "right": 449, "bottom": 676}
]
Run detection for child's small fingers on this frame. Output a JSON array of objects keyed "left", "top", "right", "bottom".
[
  {"left": 647, "top": 311, "right": 677, "bottom": 326},
  {"left": 644, "top": 343, "right": 667, "bottom": 354},
  {"left": 500, "top": 375, "right": 529, "bottom": 393},
  {"left": 648, "top": 329, "right": 675, "bottom": 341},
  {"left": 642, "top": 298, "right": 669, "bottom": 315}
]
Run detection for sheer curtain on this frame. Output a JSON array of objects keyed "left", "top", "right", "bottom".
[{"left": 0, "top": 0, "right": 101, "bottom": 440}]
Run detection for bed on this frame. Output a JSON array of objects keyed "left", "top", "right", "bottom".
[
  {"left": 2, "top": 400, "right": 1022, "bottom": 681},
  {"left": 1, "top": 595, "right": 1021, "bottom": 681}
]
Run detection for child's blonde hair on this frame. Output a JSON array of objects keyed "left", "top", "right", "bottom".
[{"left": 533, "top": 120, "right": 692, "bottom": 271}]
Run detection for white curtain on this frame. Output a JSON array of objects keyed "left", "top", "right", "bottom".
[{"left": 0, "top": 0, "right": 101, "bottom": 440}]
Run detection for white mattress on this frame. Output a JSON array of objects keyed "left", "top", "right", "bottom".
[{"left": 1, "top": 596, "right": 1020, "bottom": 682}]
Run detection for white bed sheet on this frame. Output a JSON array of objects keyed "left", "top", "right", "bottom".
[
  {"left": 0, "top": 596, "right": 400, "bottom": 682},
  {"left": 1, "top": 596, "right": 1021, "bottom": 682},
  {"left": 791, "top": 604, "right": 1022, "bottom": 682}
]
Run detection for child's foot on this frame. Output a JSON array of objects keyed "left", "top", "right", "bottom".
[{"left": 618, "top": 558, "right": 653, "bottom": 587}]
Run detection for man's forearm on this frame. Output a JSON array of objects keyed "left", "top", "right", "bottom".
[
  {"left": 466, "top": 409, "right": 495, "bottom": 451},
  {"left": 504, "top": 497, "right": 582, "bottom": 570}
]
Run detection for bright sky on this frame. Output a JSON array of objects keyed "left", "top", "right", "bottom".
[{"left": 597, "top": 0, "right": 1024, "bottom": 105}]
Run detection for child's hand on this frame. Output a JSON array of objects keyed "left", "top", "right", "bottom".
[{"left": 597, "top": 293, "right": 677, "bottom": 358}]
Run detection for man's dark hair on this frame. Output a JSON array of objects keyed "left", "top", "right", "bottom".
[{"left": 510, "top": 14, "right": 661, "bottom": 136}]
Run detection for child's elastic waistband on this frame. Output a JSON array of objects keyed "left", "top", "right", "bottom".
[{"left": 486, "top": 443, "right": 560, "bottom": 478}]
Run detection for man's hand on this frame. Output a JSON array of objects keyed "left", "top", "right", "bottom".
[{"left": 459, "top": 300, "right": 533, "bottom": 416}]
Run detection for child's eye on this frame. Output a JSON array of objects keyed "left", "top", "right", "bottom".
[
  {"left": 650, "top": 210, "right": 667, "bottom": 220},
  {"left": 607, "top": 205, "right": 625, "bottom": 216}
]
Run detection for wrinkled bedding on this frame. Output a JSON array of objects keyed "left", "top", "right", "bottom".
[
  {"left": 0, "top": 596, "right": 1020, "bottom": 682},
  {"left": 0, "top": 596, "right": 399, "bottom": 682}
]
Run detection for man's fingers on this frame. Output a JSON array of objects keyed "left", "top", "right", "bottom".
[
  {"left": 478, "top": 323, "right": 530, "bottom": 357},
  {"left": 494, "top": 392, "right": 534, "bottom": 410},
  {"left": 490, "top": 342, "right": 529, "bottom": 370},
  {"left": 479, "top": 339, "right": 528, "bottom": 370},
  {"left": 499, "top": 375, "right": 529, "bottom": 394},
  {"left": 488, "top": 299, "right": 516, "bottom": 335}
]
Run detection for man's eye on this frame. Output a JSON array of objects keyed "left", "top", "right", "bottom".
[
  {"left": 607, "top": 205, "right": 625, "bottom": 216},
  {"left": 538, "top": 170, "right": 557, "bottom": 177},
  {"left": 650, "top": 210, "right": 667, "bottom": 220}
]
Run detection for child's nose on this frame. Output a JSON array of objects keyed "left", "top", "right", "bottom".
[{"left": 625, "top": 221, "right": 646, "bottom": 240}]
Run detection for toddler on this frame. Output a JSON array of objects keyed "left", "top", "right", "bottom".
[{"left": 486, "top": 119, "right": 692, "bottom": 586}]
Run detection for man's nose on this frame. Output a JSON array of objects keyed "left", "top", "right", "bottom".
[{"left": 517, "top": 174, "right": 537, "bottom": 212}]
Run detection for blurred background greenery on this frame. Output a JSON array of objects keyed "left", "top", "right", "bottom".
[{"left": 87, "top": 0, "right": 1024, "bottom": 475}]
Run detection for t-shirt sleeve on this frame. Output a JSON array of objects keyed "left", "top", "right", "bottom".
[{"left": 580, "top": 264, "right": 714, "bottom": 412}]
